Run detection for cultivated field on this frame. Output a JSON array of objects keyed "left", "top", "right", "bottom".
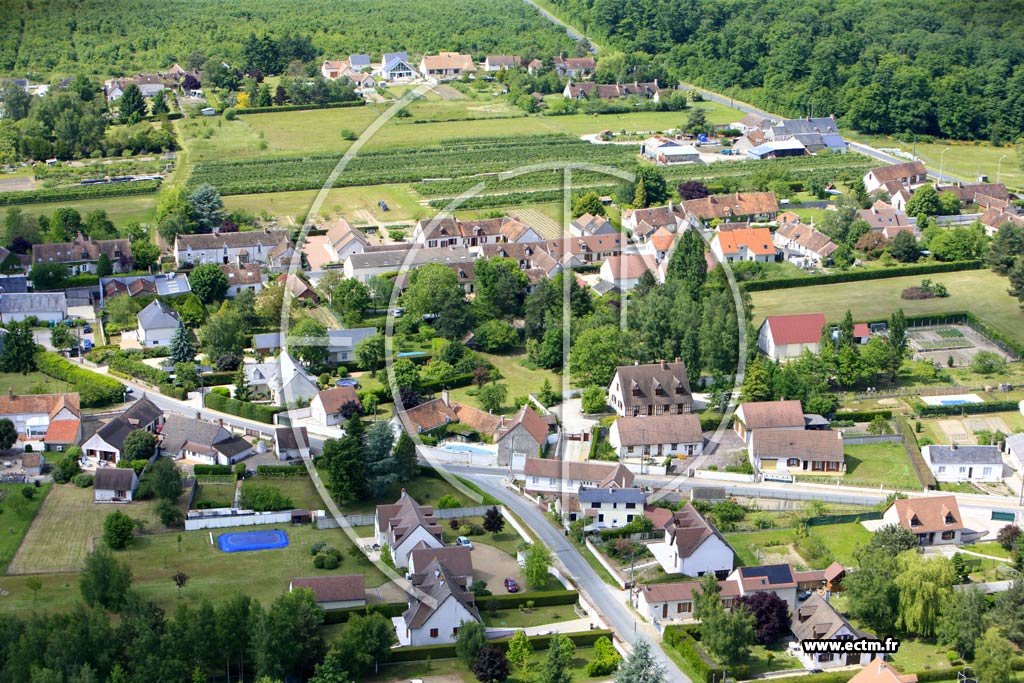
[
  {"left": 750, "top": 270, "right": 1024, "bottom": 341},
  {"left": 7, "top": 485, "right": 166, "bottom": 574}
]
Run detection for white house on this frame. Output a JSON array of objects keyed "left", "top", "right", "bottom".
[
  {"left": 881, "top": 495, "right": 964, "bottom": 546},
  {"left": 483, "top": 55, "right": 522, "bottom": 71},
  {"left": 790, "top": 594, "right": 875, "bottom": 669},
  {"left": 733, "top": 400, "right": 805, "bottom": 444},
  {"left": 757, "top": 313, "right": 826, "bottom": 362},
  {"left": 522, "top": 458, "right": 634, "bottom": 496},
  {"left": 863, "top": 161, "right": 928, "bottom": 194},
  {"left": 408, "top": 545, "right": 473, "bottom": 587},
  {"left": 641, "top": 136, "right": 701, "bottom": 164},
  {"left": 378, "top": 51, "right": 418, "bottom": 81},
  {"left": 570, "top": 213, "right": 616, "bottom": 238},
  {"left": 82, "top": 397, "right": 163, "bottom": 464},
  {"left": 94, "top": 467, "right": 139, "bottom": 503},
  {"left": 394, "top": 559, "right": 480, "bottom": 647},
  {"left": 636, "top": 578, "right": 739, "bottom": 624},
  {"left": 174, "top": 230, "right": 291, "bottom": 267},
  {"left": 607, "top": 360, "right": 693, "bottom": 418},
  {"left": 727, "top": 564, "right": 799, "bottom": 610},
  {"left": 773, "top": 220, "right": 837, "bottom": 267},
  {"left": 324, "top": 218, "right": 369, "bottom": 262},
  {"left": 649, "top": 504, "right": 735, "bottom": 577},
  {"left": 0, "top": 292, "right": 67, "bottom": 323},
  {"left": 923, "top": 445, "right": 1005, "bottom": 483},
  {"left": 0, "top": 392, "right": 81, "bottom": 452},
  {"left": 249, "top": 351, "right": 320, "bottom": 407},
  {"left": 375, "top": 490, "right": 445, "bottom": 568},
  {"left": 220, "top": 263, "right": 264, "bottom": 297},
  {"left": 1005, "top": 433, "right": 1024, "bottom": 472},
  {"left": 598, "top": 254, "right": 657, "bottom": 291},
  {"left": 158, "top": 414, "right": 253, "bottom": 466},
  {"left": 275, "top": 426, "right": 310, "bottom": 461},
  {"left": 609, "top": 414, "right": 704, "bottom": 460},
  {"left": 419, "top": 52, "right": 474, "bottom": 81},
  {"left": 290, "top": 575, "right": 366, "bottom": 609},
  {"left": 710, "top": 228, "right": 776, "bottom": 263},
  {"left": 136, "top": 300, "right": 180, "bottom": 348},
  {"left": 310, "top": 386, "right": 362, "bottom": 427},
  {"left": 750, "top": 429, "right": 845, "bottom": 475},
  {"left": 577, "top": 486, "right": 646, "bottom": 530}
]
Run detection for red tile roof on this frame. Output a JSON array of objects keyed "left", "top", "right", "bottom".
[
  {"left": 290, "top": 575, "right": 365, "bottom": 603},
  {"left": 44, "top": 419, "right": 80, "bottom": 444},
  {"left": 764, "top": 313, "right": 826, "bottom": 345},
  {"left": 888, "top": 495, "right": 963, "bottom": 533},
  {"left": 714, "top": 228, "right": 775, "bottom": 256}
]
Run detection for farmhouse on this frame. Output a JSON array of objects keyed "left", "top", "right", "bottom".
[
  {"left": 733, "top": 400, "right": 805, "bottom": 444},
  {"left": 94, "top": 467, "right": 139, "bottom": 503},
  {"left": 649, "top": 504, "right": 734, "bottom": 577},
  {"left": 413, "top": 216, "right": 542, "bottom": 249},
  {"left": 343, "top": 246, "right": 472, "bottom": 282},
  {"left": 136, "top": 299, "right": 180, "bottom": 348},
  {"left": 375, "top": 490, "right": 445, "bottom": 568},
  {"left": 33, "top": 233, "right": 132, "bottom": 274},
  {"left": 0, "top": 292, "right": 66, "bottom": 323},
  {"left": 608, "top": 413, "right": 704, "bottom": 459},
  {"left": 553, "top": 55, "right": 596, "bottom": 78},
  {"left": 81, "top": 397, "right": 163, "bottom": 464},
  {"left": 881, "top": 495, "right": 964, "bottom": 546},
  {"left": 563, "top": 80, "right": 661, "bottom": 101},
  {"left": 290, "top": 575, "right": 366, "bottom": 609},
  {"left": 757, "top": 313, "right": 826, "bottom": 362},
  {"left": 710, "top": 227, "right": 776, "bottom": 263},
  {"left": 641, "top": 136, "right": 701, "bottom": 164},
  {"left": 923, "top": 444, "right": 1004, "bottom": 483},
  {"left": 394, "top": 559, "right": 480, "bottom": 646},
  {"left": 750, "top": 429, "right": 845, "bottom": 474},
  {"left": 791, "top": 593, "right": 875, "bottom": 669},
  {"left": 863, "top": 161, "right": 929, "bottom": 194},
  {"left": 636, "top": 578, "right": 739, "bottom": 623},
  {"left": 608, "top": 359, "right": 693, "bottom": 417},
  {"left": 174, "top": 230, "right": 292, "bottom": 267},
  {"left": 419, "top": 52, "right": 475, "bottom": 81}
]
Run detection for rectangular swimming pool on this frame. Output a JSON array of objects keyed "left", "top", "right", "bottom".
[
  {"left": 218, "top": 529, "right": 289, "bottom": 553},
  {"left": 438, "top": 443, "right": 494, "bottom": 456}
]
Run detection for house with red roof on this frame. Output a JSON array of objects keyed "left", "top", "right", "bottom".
[
  {"left": 757, "top": 313, "right": 826, "bottom": 361},
  {"left": 710, "top": 227, "right": 776, "bottom": 263}
]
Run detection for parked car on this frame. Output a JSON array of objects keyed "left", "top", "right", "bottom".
[
  {"left": 798, "top": 590, "right": 813, "bottom": 601},
  {"left": 83, "top": 324, "right": 92, "bottom": 333},
  {"left": 504, "top": 577, "right": 519, "bottom": 593},
  {"left": 455, "top": 536, "right": 473, "bottom": 549},
  {"left": 83, "top": 339, "right": 93, "bottom": 350}
]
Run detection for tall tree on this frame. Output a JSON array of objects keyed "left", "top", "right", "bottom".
[
  {"left": 538, "top": 633, "right": 573, "bottom": 683},
  {"left": 665, "top": 229, "right": 706, "bottom": 301},
  {"left": 937, "top": 587, "right": 988, "bottom": 659},
  {"left": 250, "top": 588, "right": 325, "bottom": 682},
  {"left": 123, "top": 430, "right": 157, "bottom": 461},
  {"left": 523, "top": 542, "right": 552, "bottom": 589},
  {"left": 233, "top": 365, "right": 253, "bottom": 401},
  {"left": 456, "top": 620, "right": 488, "bottom": 668},
  {"left": 735, "top": 591, "right": 790, "bottom": 645},
  {"left": 362, "top": 420, "right": 397, "bottom": 497},
  {"left": 289, "top": 317, "right": 328, "bottom": 368},
  {"left": 894, "top": 551, "right": 955, "bottom": 637},
  {"left": 79, "top": 548, "right": 133, "bottom": 610},
  {"left": 393, "top": 430, "right": 419, "bottom": 481},
  {"left": 474, "top": 257, "right": 529, "bottom": 320},
  {"left": 188, "top": 263, "right": 228, "bottom": 303},
  {"left": 0, "top": 321, "right": 37, "bottom": 372},
  {"left": 324, "top": 414, "right": 365, "bottom": 504},
  {"left": 333, "top": 612, "right": 396, "bottom": 678},
  {"left": 973, "top": 628, "right": 1017, "bottom": 683},
  {"left": 694, "top": 571, "right": 722, "bottom": 622},
  {"left": 187, "top": 184, "right": 225, "bottom": 233},
  {"left": 505, "top": 630, "right": 533, "bottom": 671},
  {"left": 472, "top": 645, "right": 510, "bottom": 683},
  {"left": 0, "top": 418, "right": 15, "bottom": 450},
  {"left": 118, "top": 84, "right": 147, "bottom": 124},
  {"left": 614, "top": 641, "right": 665, "bottom": 683},
  {"left": 401, "top": 263, "right": 472, "bottom": 339},
  {"left": 845, "top": 548, "right": 900, "bottom": 633},
  {"left": 168, "top": 319, "right": 195, "bottom": 364}
]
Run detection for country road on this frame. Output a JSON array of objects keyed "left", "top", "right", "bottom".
[{"left": 522, "top": 0, "right": 598, "bottom": 53}]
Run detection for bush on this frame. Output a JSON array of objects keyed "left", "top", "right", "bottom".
[
  {"left": 204, "top": 392, "right": 281, "bottom": 423},
  {"left": 223, "top": 108, "right": 237, "bottom": 120},
  {"left": 157, "top": 499, "right": 184, "bottom": 527},
  {"left": 256, "top": 464, "right": 307, "bottom": 477},
  {"left": 310, "top": 541, "right": 327, "bottom": 556},
  {"left": 103, "top": 510, "right": 134, "bottom": 550},
  {"left": 740, "top": 260, "right": 983, "bottom": 292},
  {"left": 437, "top": 494, "right": 461, "bottom": 509},
  {"left": 72, "top": 473, "right": 94, "bottom": 488},
  {"left": 833, "top": 409, "right": 893, "bottom": 421},
  {"left": 193, "top": 464, "right": 233, "bottom": 476},
  {"left": 916, "top": 400, "right": 1019, "bottom": 417},
  {"left": 234, "top": 463, "right": 246, "bottom": 479},
  {"left": 239, "top": 483, "right": 293, "bottom": 511},
  {"left": 34, "top": 352, "right": 124, "bottom": 407},
  {"left": 108, "top": 353, "right": 169, "bottom": 385}
]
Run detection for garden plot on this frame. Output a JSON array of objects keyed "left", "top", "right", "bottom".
[
  {"left": 936, "top": 415, "right": 1012, "bottom": 445},
  {"left": 907, "top": 324, "right": 1012, "bottom": 368}
]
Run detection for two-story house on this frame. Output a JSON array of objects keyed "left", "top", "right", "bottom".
[
  {"left": 649, "top": 504, "right": 735, "bottom": 577},
  {"left": 710, "top": 228, "right": 776, "bottom": 263},
  {"left": 757, "top": 313, "right": 827, "bottom": 362},
  {"left": 728, "top": 564, "right": 800, "bottom": 610},
  {"left": 174, "top": 230, "right": 291, "bottom": 267},
  {"left": 310, "top": 386, "right": 362, "bottom": 427},
  {"left": 607, "top": 360, "right": 693, "bottom": 417},
  {"left": 881, "top": 495, "right": 965, "bottom": 546},
  {"left": 375, "top": 490, "right": 445, "bottom": 567},
  {"left": 608, "top": 413, "right": 704, "bottom": 460},
  {"left": 393, "top": 559, "right": 480, "bottom": 646},
  {"left": 81, "top": 397, "right": 163, "bottom": 464},
  {"left": 522, "top": 458, "right": 634, "bottom": 496},
  {"left": 733, "top": 400, "right": 805, "bottom": 445},
  {"left": 576, "top": 486, "right": 646, "bottom": 530},
  {"left": 923, "top": 444, "right": 1005, "bottom": 483},
  {"left": 136, "top": 300, "right": 180, "bottom": 348},
  {"left": 790, "top": 593, "right": 875, "bottom": 669},
  {"left": 0, "top": 391, "right": 81, "bottom": 452},
  {"left": 32, "top": 233, "right": 133, "bottom": 275}
]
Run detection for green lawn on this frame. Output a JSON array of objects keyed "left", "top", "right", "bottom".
[
  {"left": 810, "top": 522, "right": 873, "bottom": 565},
  {"left": 961, "top": 541, "right": 1013, "bottom": 559},
  {"left": 440, "top": 517, "right": 526, "bottom": 559},
  {"left": 888, "top": 637, "right": 957, "bottom": 673},
  {"left": 192, "top": 481, "right": 235, "bottom": 509},
  {"left": 750, "top": 270, "right": 1024, "bottom": 341},
  {"left": 223, "top": 183, "right": 429, "bottom": 224},
  {"left": 0, "top": 522, "right": 390, "bottom": 616},
  {"left": 331, "top": 472, "right": 474, "bottom": 516},
  {"left": 0, "top": 484, "right": 50, "bottom": 573},
  {"left": 724, "top": 529, "right": 801, "bottom": 567},
  {"left": 843, "top": 442, "right": 922, "bottom": 491},
  {"left": 366, "top": 646, "right": 604, "bottom": 683},
  {"left": 482, "top": 604, "right": 578, "bottom": 628},
  {"left": 447, "top": 351, "right": 563, "bottom": 416},
  {"left": 747, "top": 643, "right": 804, "bottom": 677},
  {"left": 257, "top": 476, "right": 327, "bottom": 512},
  {"left": 0, "top": 194, "right": 156, "bottom": 227},
  {"left": 0, "top": 372, "right": 72, "bottom": 396}
]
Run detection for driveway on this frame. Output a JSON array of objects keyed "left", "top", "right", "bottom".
[{"left": 470, "top": 542, "right": 523, "bottom": 594}]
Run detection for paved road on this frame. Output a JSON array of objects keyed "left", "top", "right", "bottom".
[
  {"left": 466, "top": 472, "right": 688, "bottom": 681},
  {"left": 522, "top": 0, "right": 598, "bottom": 53}
]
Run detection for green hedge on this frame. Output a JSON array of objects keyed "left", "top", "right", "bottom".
[
  {"left": 158, "top": 383, "right": 188, "bottom": 400},
  {"left": 194, "top": 465, "right": 233, "bottom": 476},
  {"left": 663, "top": 625, "right": 722, "bottom": 683},
  {"left": 108, "top": 354, "right": 168, "bottom": 385},
  {"left": 256, "top": 464, "right": 307, "bottom": 477},
  {"left": 834, "top": 409, "right": 893, "bottom": 421},
  {"left": 740, "top": 260, "right": 984, "bottom": 292},
  {"left": 483, "top": 590, "right": 577, "bottom": 610},
  {"left": 915, "top": 400, "right": 1019, "bottom": 417},
  {"left": 0, "top": 179, "right": 161, "bottom": 206},
  {"left": 699, "top": 413, "right": 727, "bottom": 432},
  {"left": 203, "top": 392, "right": 281, "bottom": 423},
  {"left": 386, "top": 629, "right": 614, "bottom": 663},
  {"left": 235, "top": 100, "right": 365, "bottom": 115},
  {"left": 201, "top": 371, "right": 236, "bottom": 387},
  {"left": 35, "top": 351, "right": 124, "bottom": 407},
  {"left": 767, "top": 667, "right": 961, "bottom": 683}
]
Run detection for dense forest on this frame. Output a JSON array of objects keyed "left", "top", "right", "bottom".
[
  {"left": 547, "top": 0, "right": 1024, "bottom": 141},
  {"left": 0, "top": 0, "right": 575, "bottom": 78}
]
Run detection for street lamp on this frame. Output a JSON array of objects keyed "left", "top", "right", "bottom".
[
  {"left": 997, "top": 154, "right": 1008, "bottom": 184},
  {"left": 939, "top": 147, "right": 951, "bottom": 182}
]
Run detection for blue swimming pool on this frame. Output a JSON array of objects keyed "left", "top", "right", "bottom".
[
  {"left": 940, "top": 399, "right": 968, "bottom": 406},
  {"left": 397, "top": 351, "right": 427, "bottom": 357},
  {"left": 218, "top": 529, "right": 289, "bottom": 553},
  {"left": 439, "top": 443, "right": 494, "bottom": 456}
]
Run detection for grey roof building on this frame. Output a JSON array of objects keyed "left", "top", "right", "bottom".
[
  {"left": 924, "top": 444, "right": 1004, "bottom": 465},
  {"left": 137, "top": 299, "right": 180, "bottom": 330},
  {"left": 578, "top": 486, "right": 646, "bottom": 506},
  {"left": 0, "top": 292, "right": 67, "bottom": 321}
]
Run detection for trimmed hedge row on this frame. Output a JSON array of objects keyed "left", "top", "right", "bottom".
[
  {"left": 386, "top": 629, "right": 614, "bottom": 663},
  {"left": 699, "top": 413, "right": 727, "bottom": 432},
  {"left": 158, "top": 383, "right": 187, "bottom": 400},
  {"left": 35, "top": 351, "right": 124, "bottom": 407},
  {"left": 834, "top": 409, "right": 893, "bottom": 421},
  {"left": 235, "top": 100, "right": 365, "bottom": 115},
  {"left": 108, "top": 354, "right": 168, "bottom": 385},
  {"left": 916, "top": 399, "right": 1019, "bottom": 417},
  {"left": 194, "top": 465, "right": 233, "bottom": 476},
  {"left": 323, "top": 590, "right": 578, "bottom": 626},
  {"left": 201, "top": 371, "right": 236, "bottom": 387},
  {"left": 739, "top": 260, "right": 984, "bottom": 292},
  {"left": 204, "top": 393, "right": 281, "bottom": 424},
  {"left": 0, "top": 179, "right": 161, "bottom": 206},
  {"left": 663, "top": 625, "right": 722, "bottom": 683},
  {"left": 767, "top": 667, "right": 961, "bottom": 683},
  {"left": 256, "top": 464, "right": 307, "bottom": 477}
]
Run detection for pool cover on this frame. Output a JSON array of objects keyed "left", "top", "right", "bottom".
[{"left": 217, "top": 529, "right": 289, "bottom": 552}]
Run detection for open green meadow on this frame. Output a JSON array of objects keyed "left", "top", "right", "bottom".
[
  {"left": 223, "top": 184, "right": 429, "bottom": 224},
  {"left": 750, "top": 269, "right": 1024, "bottom": 340},
  {"left": 842, "top": 442, "right": 922, "bottom": 491},
  {"left": 0, "top": 194, "right": 157, "bottom": 226},
  {"left": 0, "top": 484, "right": 50, "bottom": 574}
]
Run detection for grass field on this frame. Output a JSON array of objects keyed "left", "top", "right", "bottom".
[
  {"left": 7, "top": 484, "right": 169, "bottom": 574},
  {"left": 223, "top": 184, "right": 429, "bottom": 224},
  {"left": 441, "top": 516, "right": 526, "bottom": 559},
  {"left": 725, "top": 529, "right": 801, "bottom": 567},
  {"left": 0, "top": 194, "right": 157, "bottom": 226},
  {"left": 366, "top": 645, "right": 604, "bottom": 683},
  {"left": 253, "top": 477, "right": 325, "bottom": 512},
  {"left": 192, "top": 481, "right": 235, "bottom": 509},
  {"left": 843, "top": 442, "right": 922, "bottom": 491},
  {"left": 482, "top": 604, "right": 578, "bottom": 628},
  {"left": 333, "top": 472, "right": 474, "bottom": 516},
  {"left": 447, "top": 352, "right": 563, "bottom": 415},
  {"left": 0, "top": 484, "right": 50, "bottom": 573},
  {"left": 0, "top": 372, "right": 73, "bottom": 396},
  {"left": 750, "top": 270, "right": 1024, "bottom": 341},
  {"left": 0, "top": 522, "right": 390, "bottom": 615},
  {"left": 961, "top": 541, "right": 1013, "bottom": 558},
  {"left": 811, "top": 522, "right": 873, "bottom": 565}
]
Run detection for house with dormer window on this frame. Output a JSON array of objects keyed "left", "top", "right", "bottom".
[
  {"left": 375, "top": 490, "right": 445, "bottom": 568},
  {"left": 607, "top": 360, "right": 693, "bottom": 417},
  {"left": 791, "top": 593, "right": 875, "bottom": 669},
  {"left": 173, "top": 230, "right": 291, "bottom": 267},
  {"left": 881, "top": 495, "right": 965, "bottom": 546}
]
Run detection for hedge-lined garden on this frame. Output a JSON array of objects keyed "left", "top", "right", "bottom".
[
  {"left": 204, "top": 392, "right": 282, "bottom": 423},
  {"left": 34, "top": 351, "right": 124, "bottom": 407},
  {"left": 741, "top": 260, "right": 983, "bottom": 292}
]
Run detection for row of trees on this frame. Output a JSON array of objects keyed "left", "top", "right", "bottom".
[{"left": 320, "top": 415, "right": 418, "bottom": 504}]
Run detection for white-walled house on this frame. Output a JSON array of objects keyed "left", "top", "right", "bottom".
[
  {"left": 791, "top": 593, "right": 875, "bottom": 669},
  {"left": 577, "top": 486, "right": 646, "bottom": 530},
  {"left": 923, "top": 444, "right": 1005, "bottom": 483},
  {"left": 94, "top": 468, "right": 138, "bottom": 502},
  {"left": 82, "top": 398, "right": 163, "bottom": 464},
  {"left": 727, "top": 564, "right": 799, "bottom": 610},
  {"left": 375, "top": 491, "right": 445, "bottom": 568},
  {"left": 522, "top": 458, "right": 634, "bottom": 496},
  {"left": 607, "top": 360, "right": 693, "bottom": 417},
  {"left": 174, "top": 230, "right": 291, "bottom": 267},
  {"left": 636, "top": 578, "right": 739, "bottom": 623},
  {"left": 136, "top": 300, "right": 180, "bottom": 348},
  {"left": 881, "top": 495, "right": 964, "bottom": 546},
  {"left": 750, "top": 429, "right": 845, "bottom": 475},
  {"left": 394, "top": 559, "right": 480, "bottom": 647},
  {"left": 733, "top": 400, "right": 805, "bottom": 444},
  {"left": 289, "top": 576, "right": 365, "bottom": 610},
  {"left": 648, "top": 504, "right": 734, "bottom": 577},
  {"left": 310, "top": 386, "right": 362, "bottom": 427},
  {"left": 0, "top": 292, "right": 67, "bottom": 323},
  {"left": 608, "top": 414, "right": 704, "bottom": 460},
  {"left": 757, "top": 313, "right": 826, "bottom": 362}
]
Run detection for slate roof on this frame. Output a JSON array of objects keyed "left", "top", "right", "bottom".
[
  {"left": 377, "top": 491, "right": 443, "bottom": 546},
  {"left": 737, "top": 400, "right": 805, "bottom": 430},
  {"left": 349, "top": 54, "right": 372, "bottom": 69},
  {"left": 752, "top": 429, "right": 844, "bottom": 462},
  {"left": 137, "top": 299, "right": 179, "bottom": 330},
  {"left": 94, "top": 467, "right": 137, "bottom": 491},
  {"left": 486, "top": 55, "right": 522, "bottom": 68},
  {"left": 0, "top": 292, "right": 66, "bottom": 315},
  {"left": 409, "top": 545, "right": 473, "bottom": 582},
  {"left": 924, "top": 444, "right": 1003, "bottom": 465},
  {"left": 291, "top": 575, "right": 365, "bottom": 603},
  {"left": 887, "top": 495, "right": 963, "bottom": 533},
  {"left": 791, "top": 592, "right": 869, "bottom": 641},
  {"left": 772, "top": 117, "right": 839, "bottom": 137},
  {"left": 858, "top": 202, "right": 912, "bottom": 231},
  {"left": 402, "top": 558, "right": 480, "bottom": 628},
  {"left": 578, "top": 486, "right": 646, "bottom": 505},
  {"left": 612, "top": 414, "right": 704, "bottom": 446},
  {"left": 523, "top": 458, "right": 634, "bottom": 488},
  {"left": 326, "top": 327, "right": 378, "bottom": 353},
  {"left": 159, "top": 414, "right": 226, "bottom": 455},
  {"left": 346, "top": 246, "right": 472, "bottom": 270},
  {"left": 0, "top": 275, "right": 27, "bottom": 294}
]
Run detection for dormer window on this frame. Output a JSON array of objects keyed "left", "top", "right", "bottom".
[
  {"left": 910, "top": 515, "right": 921, "bottom": 528},
  {"left": 944, "top": 512, "right": 955, "bottom": 525}
]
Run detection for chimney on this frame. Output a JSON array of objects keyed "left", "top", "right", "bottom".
[
  {"left": 400, "top": 487, "right": 407, "bottom": 498},
  {"left": 441, "top": 389, "right": 450, "bottom": 407},
  {"left": 674, "top": 357, "right": 681, "bottom": 364},
  {"left": 951, "top": 443, "right": 957, "bottom": 450},
  {"left": 660, "top": 359, "right": 668, "bottom": 370}
]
